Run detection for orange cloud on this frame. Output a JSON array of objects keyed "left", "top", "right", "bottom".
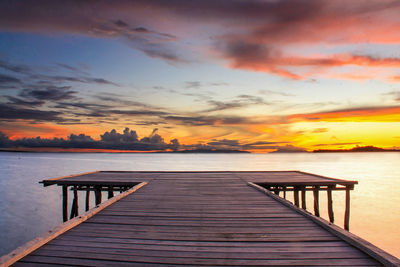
[
  {"left": 219, "top": 41, "right": 400, "bottom": 79},
  {"left": 288, "top": 106, "right": 400, "bottom": 123},
  {"left": 1, "top": 121, "right": 70, "bottom": 139}
]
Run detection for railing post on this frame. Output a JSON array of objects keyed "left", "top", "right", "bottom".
[
  {"left": 327, "top": 185, "right": 334, "bottom": 223},
  {"left": 301, "top": 186, "right": 306, "bottom": 210},
  {"left": 344, "top": 185, "right": 351, "bottom": 230},
  {"left": 294, "top": 186, "right": 300, "bottom": 207},
  {"left": 62, "top": 185, "right": 68, "bottom": 222},
  {"left": 70, "top": 186, "right": 79, "bottom": 219},
  {"left": 85, "top": 187, "right": 90, "bottom": 211},
  {"left": 95, "top": 185, "right": 102, "bottom": 206},
  {"left": 313, "top": 186, "right": 320, "bottom": 217},
  {"left": 108, "top": 186, "right": 114, "bottom": 199}
]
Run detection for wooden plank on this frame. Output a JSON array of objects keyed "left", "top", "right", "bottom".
[
  {"left": 35, "top": 245, "right": 373, "bottom": 260},
  {"left": 18, "top": 252, "right": 381, "bottom": 266},
  {"left": 0, "top": 182, "right": 147, "bottom": 267},
  {"left": 40, "top": 171, "right": 99, "bottom": 186}
]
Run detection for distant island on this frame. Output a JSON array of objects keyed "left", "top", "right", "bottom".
[
  {"left": 313, "top": 146, "right": 400, "bottom": 153},
  {"left": 167, "top": 149, "right": 250, "bottom": 153},
  {"left": 0, "top": 147, "right": 250, "bottom": 153}
]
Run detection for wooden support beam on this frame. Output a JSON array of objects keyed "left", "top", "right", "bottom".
[
  {"left": 273, "top": 187, "right": 279, "bottom": 195},
  {"left": 327, "top": 185, "right": 334, "bottom": 223},
  {"left": 94, "top": 186, "right": 102, "bottom": 206},
  {"left": 69, "top": 186, "right": 79, "bottom": 219},
  {"left": 301, "top": 186, "right": 306, "bottom": 210},
  {"left": 313, "top": 185, "right": 320, "bottom": 217},
  {"left": 283, "top": 186, "right": 286, "bottom": 199},
  {"left": 62, "top": 185, "right": 68, "bottom": 222},
  {"left": 345, "top": 186, "right": 351, "bottom": 231},
  {"left": 108, "top": 186, "right": 114, "bottom": 199},
  {"left": 85, "top": 188, "right": 90, "bottom": 212},
  {"left": 293, "top": 187, "right": 300, "bottom": 207}
]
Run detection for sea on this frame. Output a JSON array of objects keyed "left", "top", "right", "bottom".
[{"left": 0, "top": 151, "right": 399, "bottom": 258}]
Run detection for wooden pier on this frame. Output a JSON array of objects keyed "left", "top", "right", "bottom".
[{"left": 1, "top": 171, "right": 399, "bottom": 266}]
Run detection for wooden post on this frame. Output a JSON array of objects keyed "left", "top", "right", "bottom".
[
  {"left": 70, "top": 186, "right": 79, "bottom": 219},
  {"left": 327, "top": 186, "right": 334, "bottom": 223},
  {"left": 344, "top": 186, "right": 351, "bottom": 231},
  {"left": 301, "top": 186, "right": 306, "bottom": 210},
  {"left": 294, "top": 187, "right": 300, "bottom": 207},
  {"left": 108, "top": 186, "right": 114, "bottom": 199},
  {"left": 85, "top": 187, "right": 90, "bottom": 212},
  {"left": 95, "top": 186, "right": 102, "bottom": 206},
  {"left": 313, "top": 186, "right": 320, "bottom": 217},
  {"left": 62, "top": 185, "right": 68, "bottom": 222},
  {"left": 283, "top": 186, "right": 286, "bottom": 199},
  {"left": 273, "top": 187, "right": 280, "bottom": 195}
]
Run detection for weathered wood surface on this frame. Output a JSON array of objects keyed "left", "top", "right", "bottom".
[
  {"left": 11, "top": 172, "right": 388, "bottom": 266},
  {"left": 41, "top": 170, "right": 357, "bottom": 186}
]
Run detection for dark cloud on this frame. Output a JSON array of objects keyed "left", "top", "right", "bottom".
[
  {"left": 20, "top": 86, "right": 77, "bottom": 101},
  {"left": 56, "top": 63, "right": 89, "bottom": 75},
  {"left": 0, "top": 60, "right": 31, "bottom": 74},
  {"left": 0, "top": 128, "right": 181, "bottom": 151},
  {"left": 196, "top": 138, "right": 292, "bottom": 151},
  {"left": 0, "top": 73, "right": 21, "bottom": 84},
  {"left": 204, "top": 94, "right": 269, "bottom": 112},
  {"left": 6, "top": 96, "right": 44, "bottom": 107},
  {"left": 164, "top": 115, "right": 250, "bottom": 126},
  {"left": 0, "top": 103, "right": 63, "bottom": 121}
]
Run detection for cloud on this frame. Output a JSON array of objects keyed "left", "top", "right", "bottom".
[
  {"left": 288, "top": 105, "right": 400, "bottom": 122},
  {"left": 6, "top": 96, "right": 44, "bottom": 107},
  {"left": 382, "top": 90, "right": 400, "bottom": 102},
  {"left": 312, "top": 142, "right": 362, "bottom": 147},
  {"left": 20, "top": 86, "right": 77, "bottom": 101},
  {"left": 1, "top": 1, "right": 400, "bottom": 76},
  {"left": 163, "top": 115, "right": 251, "bottom": 126},
  {"left": 216, "top": 39, "right": 400, "bottom": 79},
  {"left": 0, "top": 103, "right": 63, "bottom": 121},
  {"left": 0, "top": 60, "right": 31, "bottom": 74},
  {"left": 0, "top": 73, "right": 21, "bottom": 84},
  {"left": 0, "top": 127, "right": 181, "bottom": 151},
  {"left": 204, "top": 94, "right": 269, "bottom": 112},
  {"left": 196, "top": 138, "right": 293, "bottom": 151},
  {"left": 312, "top": 128, "right": 328, "bottom": 133}
]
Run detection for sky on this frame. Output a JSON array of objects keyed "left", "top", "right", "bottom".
[{"left": 1, "top": 0, "right": 400, "bottom": 152}]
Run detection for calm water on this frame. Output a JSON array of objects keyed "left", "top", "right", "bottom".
[{"left": 1, "top": 152, "right": 399, "bottom": 258}]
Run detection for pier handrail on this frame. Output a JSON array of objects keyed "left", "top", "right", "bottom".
[
  {"left": 0, "top": 182, "right": 148, "bottom": 267},
  {"left": 248, "top": 182, "right": 400, "bottom": 267}
]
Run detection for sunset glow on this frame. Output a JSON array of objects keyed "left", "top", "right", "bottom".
[{"left": 1, "top": 1, "right": 400, "bottom": 152}]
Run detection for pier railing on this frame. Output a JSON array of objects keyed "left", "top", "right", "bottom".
[
  {"left": 40, "top": 171, "right": 140, "bottom": 222},
  {"left": 255, "top": 180, "right": 356, "bottom": 230},
  {"left": 58, "top": 184, "right": 138, "bottom": 222}
]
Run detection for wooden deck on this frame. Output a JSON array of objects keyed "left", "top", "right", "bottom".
[{"left": 3, "top": 171, "right": 400, "bottom": 266}]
